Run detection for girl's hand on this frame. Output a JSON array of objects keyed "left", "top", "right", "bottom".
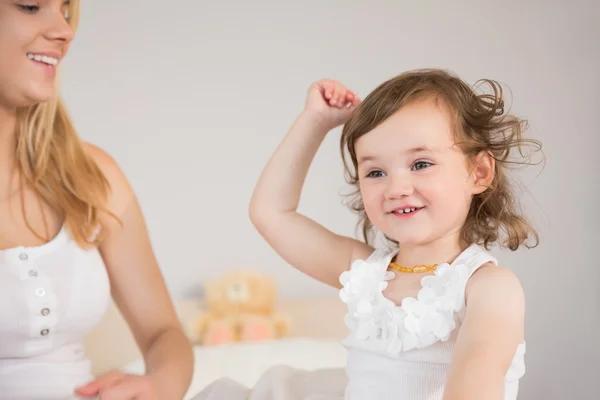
[
  {"left": 303, "top": 79, "right": 361, "bottom": 131},
  {"left": 75, "top": 370, "right": 160, "bottom": 400}
]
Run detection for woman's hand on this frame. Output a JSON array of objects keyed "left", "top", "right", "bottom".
[
  {"left": 75, "top": 370, "right": 160, "bottom": 400},
  {"left": 303, "top": 79, "right": 360, "bottom": 132}
]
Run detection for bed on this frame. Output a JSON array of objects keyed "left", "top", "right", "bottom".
[
  {"left": 122, "top": 338, "right": 347, "bottom": 399},
  {"left": 84, "top": 296, "right": 349, "bottom": 399}
]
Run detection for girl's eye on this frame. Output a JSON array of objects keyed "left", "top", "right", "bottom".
[
  {"left": 412, "top": 161, "right": 432, "bottom": 171},
  {"left": 366, "top": 170, "right": 386, "bottom": 178}
]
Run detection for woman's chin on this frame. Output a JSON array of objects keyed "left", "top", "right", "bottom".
[{"left": 17, "top": 89, "right": 57, "bottom": 107}]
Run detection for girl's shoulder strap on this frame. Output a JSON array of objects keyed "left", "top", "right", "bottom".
[
  {"left": 454, "top": 244, "right": 499, "bottom": 320},
  {"left": 365, "top": 245, "right": 398, "bottom": 267},
  {"left": 453, "top": 243, "right": 498, "bottom": 277}
]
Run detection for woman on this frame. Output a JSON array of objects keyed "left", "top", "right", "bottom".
[{"left": 0, "top": 1, "right": 194, "bottom": 399}]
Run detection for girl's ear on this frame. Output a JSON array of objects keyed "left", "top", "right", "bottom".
[{"left": 471, "top": 151, "right": 495, "bottom": 195}]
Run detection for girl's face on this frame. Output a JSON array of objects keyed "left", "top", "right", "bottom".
[
  {"left": 356, "top": 100, "right": 492, "bottom": 248},
  {"left": 0, "top": 0, "right": 74, "bottom": 109}
]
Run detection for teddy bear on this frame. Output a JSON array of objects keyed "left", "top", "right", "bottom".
[{"left": 191, "top": 269, "right": 291, "bottom": 346}]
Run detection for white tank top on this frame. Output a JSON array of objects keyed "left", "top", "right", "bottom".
[
  {"left": 339, "top": 243, "right": 526, "bottom": 400},
  {"left": 0, "top": 224, "right": 111, "bottom": 399}
]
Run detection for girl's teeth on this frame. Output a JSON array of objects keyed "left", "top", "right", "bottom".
[{"left": 395, "top": 207, "right": 418, "bottom": 214}]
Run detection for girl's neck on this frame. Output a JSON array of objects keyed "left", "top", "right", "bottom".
[{"left": 393, "top": 231, "right": 466, "bottom": 268}]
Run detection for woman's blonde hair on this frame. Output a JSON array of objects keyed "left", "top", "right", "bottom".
[
  {"left": 15, "top": 0, "right": 115, "bottom": 248},
  {"left": 340, "top": 69, "right": 542, "bottom": 251}
]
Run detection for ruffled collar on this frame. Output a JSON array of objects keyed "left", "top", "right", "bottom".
[{"left": 339, "top": 244, "right": 483, "bottom": 354}]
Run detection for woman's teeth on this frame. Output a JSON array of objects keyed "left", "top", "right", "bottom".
[{"left": 27, "top": 53, "right": 58, "bottom": 66}]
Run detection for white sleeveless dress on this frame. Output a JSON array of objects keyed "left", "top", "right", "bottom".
[
  {"left": 339, "top": 243, "right": 526, "bottom": 400},
  {"left": 0, "top": 225, "right": 111, "bottom": 399}
]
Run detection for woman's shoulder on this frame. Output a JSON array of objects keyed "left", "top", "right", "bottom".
[
  {"left": 83, "top": 142, "right": 135, "bottom": 222},
  {"left": 84, "top": 142, "right": 124, "bottom": 180}
]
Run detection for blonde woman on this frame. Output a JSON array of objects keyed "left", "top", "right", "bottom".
[{"left": 0, "top": 1, "right": 193, "bottom": 399}]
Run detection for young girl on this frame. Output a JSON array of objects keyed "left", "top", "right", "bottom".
[
  {"left": 0, "top": 1, "right": 193, "bottom": 399},
  {"left": 248, "top": 69, "right": 540, "bottom": 399}
]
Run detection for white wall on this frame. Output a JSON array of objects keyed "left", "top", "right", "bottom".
[{"left": 61, "top": 1, "right": 599, "bottom": 398}]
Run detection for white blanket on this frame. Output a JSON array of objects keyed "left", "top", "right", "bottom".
[
  {"left": 190, "top": 365, "right": 347, "bottom": 400},
  {"left": 120, "top": 338, "right": 348, "bottom": 400}
]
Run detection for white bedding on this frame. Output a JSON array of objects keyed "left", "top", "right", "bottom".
[{"left": 120, "top": 338, "right": 348, "bottom": 400}]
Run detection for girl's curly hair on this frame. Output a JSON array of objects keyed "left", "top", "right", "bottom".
[{"left": 340, "top": 69, "right": 542, "bottom": 251}]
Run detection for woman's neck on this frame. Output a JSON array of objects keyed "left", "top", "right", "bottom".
[
  {"left": 393, "top": 231, "right": 466, "bottom": 268},
  {"left": 0, "top": 105, "right": 17, "bottom": 169}
]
